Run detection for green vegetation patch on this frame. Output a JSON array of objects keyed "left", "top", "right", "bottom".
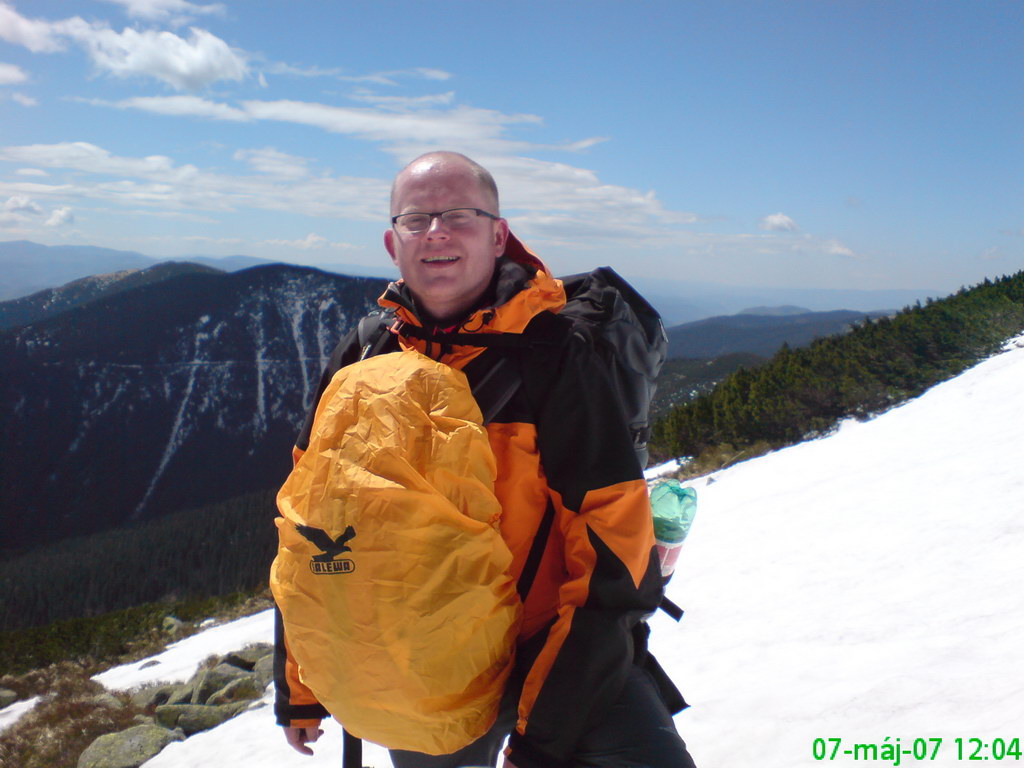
[{"left": 651, "top": 272, "right": 1024, "bottom": 464}]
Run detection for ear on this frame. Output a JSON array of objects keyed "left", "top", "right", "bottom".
[
  {"left": 492, "top": 218, "right": 509, "bottom": 258},
  {"left": 384, "top": 228, "right": 398, "bottom": 265}
]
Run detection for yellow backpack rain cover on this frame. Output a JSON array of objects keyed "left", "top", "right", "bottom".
[{"left": 271, "top": 350, "right": 522, "bottom": 755}]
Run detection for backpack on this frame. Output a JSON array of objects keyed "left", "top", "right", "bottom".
[
  {"left": 359, "top": 266, "right": 668, "bottom": 470},
  {"left": 271, "top": 351, "right": 521, "bottom": 756}
]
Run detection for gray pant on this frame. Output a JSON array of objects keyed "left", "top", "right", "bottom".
[{"left": 389, "top": 664, "right": 697, "bottom": 768}]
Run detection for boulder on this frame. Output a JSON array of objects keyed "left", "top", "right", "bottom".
[
  {"left": 76, "top": 723, "right": 183, "bottom": 768},
  {"left": 223, "top": 643, "right": 273, "bottom": 671},
  {"left": 253, "top": 654, "right": 274, "bottom": 691},
  {"left": 88, "top": 693, "right": 125, "bottom": 710},
  {"left": 129, "top": 683, "right": 177, "bottom": 711},
  {"left": 206, "top": 675, "right": 262, "bottom": 706},
  {"left": 161, "top": 616, "right": 183, "bottom": 635},
  {"left": 190, "top": 664, "right": 250, "bottom": 704},
  {"left": 166, "top": 682, "right": 194, "bottom": 706},
  {"left": 0, "top": 687, "right": 18, "bottom": 708},
  {"left": 154, "top": 703, "right": 240, "bottom": 736}
]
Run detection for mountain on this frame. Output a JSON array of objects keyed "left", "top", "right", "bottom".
[
  {"left": 665, "top": 309, "right": 890, "bottom": 359},
  {"left": 634, "top": 277, "right": 938, "bottom": 326},
  {"left": 736, "top": 305, "right": 811, "bottom": 316},
  {"left": 0, "top": 241, "right": 397, "bottom": 302},
  {"left": 0, "top": 264, "right": 389, "bottom": 553},
  {"left": 0, "top": 240, "right": 162, "bottom": 301},
  {"left": 0, "top": 261, "right": 222, "bottom": 330}
]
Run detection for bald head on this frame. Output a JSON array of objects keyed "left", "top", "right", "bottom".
[{"left": 390, "top": 152, "right": 499, "bottom": 217}]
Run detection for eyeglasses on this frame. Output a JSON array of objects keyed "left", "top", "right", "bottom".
[{"left": 391, "top": 208, "right": 499, "bottom": 235}]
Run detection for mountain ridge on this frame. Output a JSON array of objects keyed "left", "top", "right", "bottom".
[{"left": 0, "top": 263, "right": 389, "bottom": 552}]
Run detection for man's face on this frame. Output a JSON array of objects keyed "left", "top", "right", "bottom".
[{"left": 384, "top": 160, "right": 508, "bottom": 324}]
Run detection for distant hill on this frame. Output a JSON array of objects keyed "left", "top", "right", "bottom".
[
  {"left": 665, "top": 309, "right": 891, "bottom": 359},
  {"left": 737, "top": 305, "right": 812, "bottom": 316},
  {"left": 0, "top": 240, "right": 396, "bottom": 302},
  {"left": 0, "top": 264, "right": 389, "bottom": 553},
  {"left": 0, "top": 240, "right": 162, "bottom": 301},
  {"left": 0, "top": 261, "right": 222, "bottom": 330},
  {"left": 633, "top": 275, "right": 939, "bottom": 326}
]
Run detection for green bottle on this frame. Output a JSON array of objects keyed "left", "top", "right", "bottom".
[{"left": 649, "top": 479, "right": 697, "bottom": 576}]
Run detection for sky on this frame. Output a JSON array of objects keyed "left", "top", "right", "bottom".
[
  {"left": 1, "top": 0, "right": 1022, "bottom": 293},
  {"left": 3, "top": 331, "right": 1017, "bottom": 766}
]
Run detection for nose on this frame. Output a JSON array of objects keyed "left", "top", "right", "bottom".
[{"left": 425, "top": 214, "right": 450, "bottom": 238}]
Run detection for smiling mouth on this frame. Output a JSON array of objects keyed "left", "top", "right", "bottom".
[{"left": 422, "top": 256, "right": 459, "bottom": 263}]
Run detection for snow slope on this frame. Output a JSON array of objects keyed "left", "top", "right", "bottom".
[{"left": 8, "top": 336, "right": 1023, "bottom": 767}]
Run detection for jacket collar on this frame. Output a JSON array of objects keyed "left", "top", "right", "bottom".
[{"left": 378, "top": 231, "right": 566, "bottom": 366}]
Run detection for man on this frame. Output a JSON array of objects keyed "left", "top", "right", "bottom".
[{"left": 275, "top": 152, "right": 697, "bottom": 768}]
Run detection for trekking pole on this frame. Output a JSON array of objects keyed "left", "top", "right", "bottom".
[{"left": 342, "top": 729, "right": 362, "bottom": 768}]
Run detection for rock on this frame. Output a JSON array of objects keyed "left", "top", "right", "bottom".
[
  {"left": 76, "top": 723, "right": 183, "bottom": 768},
  {"left": 206, "top": 675, "right": 262, "bottom": 706},
  {"left": 253, "top": 654, "right": 274, "bottom": 691},
  {"left": 0, "top": 687, "right": 18, "bottom": 708},
  {"left": 130, "top": 683, "right": 177, "bottom": 711},
  {"left": 190, "top": 664, "right": 250, "bottom": 704},
  {"left": 88, "top": 693, "right": 125, "bottom": 710},
  {"left": 139, "top": 660, "right": 160, "bottom": 670},
  {"left": 154, "top": 703, "right": 239, "bottom": 736},
  {"left": 224, "top": 643, "right": 273, "bottom": 671},
  {"left": 161, "top": 616, "right": 183, "bottom": 635},
  {"left": 166, "top": 682, "right": 194, "bottom": 706}
]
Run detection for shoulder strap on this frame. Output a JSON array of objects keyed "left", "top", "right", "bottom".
[{"left": 356, "top": 309, "right": 396, "bottom": 360}]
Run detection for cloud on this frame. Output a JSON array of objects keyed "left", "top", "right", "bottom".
[
  {"left": 0, "top": 141, "right": 389, "bottom": 223},
  {"left": 239, "top": 100, "right": 546, "bottom": 150},
  {"left": 45, "top": 206, "right": 74, "bottom": 226},
  {"left": 263, "top": 63, "right": 452, "bottom": 87},
  {"left": 14, "top": 168, "right": 48, "bottom": 176},
  {"left": 11, "top": 92, "right": 37, "bottom": 106},
  {"left": 62, "top": 22, "right": 248, "bottom": 90},
  {"left": 265, "top": 233, "right": 327, "bottom": 249},
  {"left": 263, "top": 233, "right": 359, "bottom": 251},
  {"left": 97, "top": 0, "right": 226, "bottom": 23},
  {"left": 823, "top": 239, "right": 856, "bottom": 258},
  {"left": 96, "top": 95, "right": 250, "bottom": 121},
  {"left": 234, "top": 147, "right": 309, "bottom": 179},
  {"left": 349, "top": 90, "right": 457, "bottom": 110},
  {"left": 759, "top": 212, "right": 799, "bottom": 232},
  {"left": 0, "top": 61, "right": 28, "bottom": 84},
  {"left": 0, "top": 141, "right": 193, "bottom": 180},
  {"left": 3, "top": 195, "right": 44, "bottom": 215},
  {"left": 0, "top": 4, "right": 247, "bottom": 89},
  {"left": 0, "top": 3, "right": 65, "bottom": 52},
  {"left": 182, "top": 235, "right": 243, "bottom": 245}
]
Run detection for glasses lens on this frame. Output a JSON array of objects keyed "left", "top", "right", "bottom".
[
  {"left": 396, "top": 213, "right": 431, "bottom": 233},
  {"left": 440, "top": 209, "right": 477, "bottom": 227}
]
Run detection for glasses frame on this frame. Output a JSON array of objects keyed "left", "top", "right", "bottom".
[{"left": 391, "top": 207, "right": 499, "bottom": 235}]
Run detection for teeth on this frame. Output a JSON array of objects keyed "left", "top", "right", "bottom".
[{"left": 423, "top": 257, "right": 458, "bottom": 263}]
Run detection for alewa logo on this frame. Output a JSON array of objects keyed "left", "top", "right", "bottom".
[{"left": 296, "top": 524, "right": 357, "bottom": 575}]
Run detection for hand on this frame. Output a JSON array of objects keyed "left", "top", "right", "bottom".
[{"left": 284, "top": 725, "right": 324, "bottom": 756}]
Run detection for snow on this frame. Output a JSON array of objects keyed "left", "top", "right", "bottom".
[
  {"left": 645, "top": 457, "right": 687, "bottom": 479},
  {"left": 93, "top": 612, "right": 275, "bottom": 691},
  {"left": 5, "top": 335, "right": 1023, "bottom": 767},
  {"left": 0, "top": 696, "right": 40, "bottom": 735}
]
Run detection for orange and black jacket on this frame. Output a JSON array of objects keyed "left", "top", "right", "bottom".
[{"left": 274, "top": 233, "right": 667, "bottom": 768}]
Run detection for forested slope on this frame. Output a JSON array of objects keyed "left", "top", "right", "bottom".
[{"left": 651, "top": 272, "right": 1024, "bottom": 461}]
